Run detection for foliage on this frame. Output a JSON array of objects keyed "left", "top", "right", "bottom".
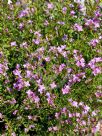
[{"left": 0, "top": 0, "right": 102, "bottom": 135}]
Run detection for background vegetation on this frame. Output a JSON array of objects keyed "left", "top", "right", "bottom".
[{"left": 0, "top": 0, "right": 102, "bottom": 135}]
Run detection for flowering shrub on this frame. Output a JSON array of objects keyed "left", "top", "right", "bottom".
[{"left": 0, "top": 0, "right": 102, "bottom": 135}]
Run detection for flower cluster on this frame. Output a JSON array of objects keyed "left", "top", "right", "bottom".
[
  {"left": 88, "top": 57, "right": 102, "bottom": 76},
  {"left": 0, "top": 0, "right": 102, "bottom": 135}
]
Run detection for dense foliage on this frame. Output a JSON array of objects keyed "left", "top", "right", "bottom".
[{"left": 0, "top": 0, "right": 102, "bottom": 135}]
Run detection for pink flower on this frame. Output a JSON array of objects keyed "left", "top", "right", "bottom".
[
  {"left": 95, "top": 92, "right": 102, "bottom": 98},
  {"left": 13, "top": 78, "right": 24, "bottom": 90},
  {"left": 44, "top": 20, "right": 49, "bottom": 26},
  {"left": 26, "top": 70, "right": 32, "bottom": 78},
  {"left": 28, "top": 115, "right": 33, "bottom": 120},
  {"left": 74, "top": 23, "right": 83, "bottom": 32},
  {"left": 62, "top": 85, "right": 70, "bottom": 94},
  {"left": 67, "top": 68, "right": 72, "bottom": 73},
  {"left": 94, "top": 22, "right": 100, "bottom": 28},
  {"left": 24, "top": 128, "right": 29, "bottom": 133},
  {"left": 11, "top": 132, "right": 16, "bottom": 136},
  {"left": 70, "top": 10, "right": 75, "bottom": 16},
  {"left": 57, "top": 21, "right": 65, "bottom": 25},
  {"left": 92, "top": 111, "right": 97, "bottom": 116},
  {"left": 88, "top": 57, "right": 102, "bottom": 74},
  {"left": 85, "top": 19, "right": 94, "bottom": 26},
  {"left": 34, "top": 96, "right": 40, "bottom": 103},
  {"left": 19, "top": 23, "right": 24, "bottom": 29},
  {"left": 61, "top": 107, "right": 67, "bottom": 115},
  {"left": 69, "top": 113, "right": 73, "bottom": 118},
  {"left": 32, "top": 39, "right": 40, "bottom": 45},
  {"left": 47, "top": 97, "right": 54, "bottom": 106},
  {"left": 0, "top": 113, "right": 3, "bottom": 119},
  {"left": 75, "top": 57, "right": 85, "bottom": 68},
  {"left": 62, "top": 35, "right": 68, "bottom": 41},
  {"left": 74, "top": 23, "right": 83, "bottom": 31},
  {"left": 84, "top": 105, "right": 90, "bottom": 112},
  {"left": 71, "top": 101, "right": 78, "bottom": 107},
  {"left": 91, "top": 127, "right": 98, "bottom": 133},
  {"left": 26, "top": 90, "right": 40, "bottom": 103},
  {"left": 95, "top": 122, "right": 100, "bottom": 132},
  {"left": 9, "top": 98, "right": 16, "bottom": 104},
  {"left": 24, "top": 81, "right": 30, "bottom": 87},
  {"left": 27, "top": 89, "right": 33, "bottom": 95},
  {"left": 59, "top": 64, "right": 65, "bottom": 72},
  {"left": 20, "top": 42, "right": 28, "bottom": 48},
  {"left": 29, "top": 125, "right": 35, "bottom": 129},
  {"left": 50, "top": 82, "right": 57, "bottom": 89},
  {"left": 38, "top": 84, "right": 45, "bottom": 94},
  {"left": 89, "top": 39, "right": 99, "bottom": 47},
  {"left": 92, "top": 67, "right": 101, "bottom": 76},
  {"left": 69, "top": 4, "right": 74, "bottom": 8},
  {"left": 46, "top": 92, "right": 50, "bottom": 97},
  {"left": 47, "top": 3, "right": 54, "bottom": 9},
  {"left": 76, "top": 113, "right": 80, "bottom": 117},
  {"left": 72, "top": 75, "right": 80, "bottom": 82},
  {"left": 18, "top": 9, "right": 29, "bottom": 18},
  {"left": 52, "top": 126, "right": 59, "bottom": 131},
  {"left": 95, "top": 10, "right": 101, "bottom": 17},
  {"left": 0, "top": 64, "right": 3, "bottom": 74},
  {"left": 34, "top": 31, "right": 42, "bottom": 37},
  {"left": 81, "top": 120, "right": 86, "bottom": 126},
  {"left": 11, "top": 41, "right": 17, "bottom": 46},
  {"left": 62, "top": 7, "right": 67, "bottom": 14},
  {"left": 48, "top": 127, "right": 52, "bottom": 131},
  {"left": 13, "top": 110, "right": 18, "bottom": 115},
  {"left": 55, "top": 112, "right": 60, "bottom": 119},
  {"left": 46, "top": 93, "right": 55, "bottom": 106},
  {"left": 13, "top": 69, "right": 21, "bottom": 77},
  {"left": 44, "top": 57, "right": 50, "bottom": 62}
]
